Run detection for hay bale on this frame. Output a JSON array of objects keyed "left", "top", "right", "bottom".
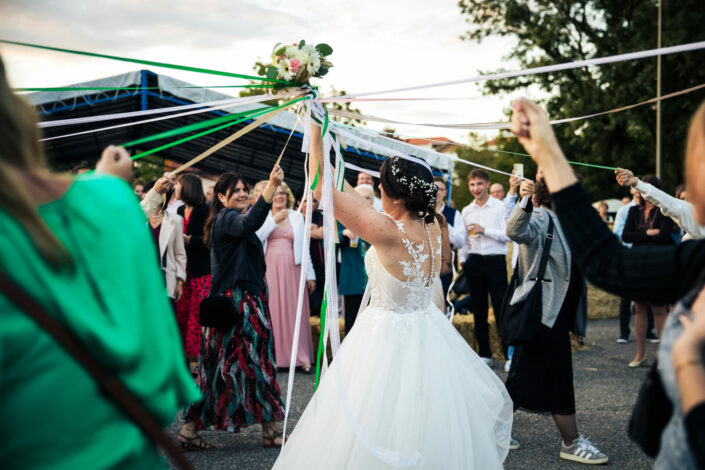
[{"left": 587, "top": 284, "right": 620, "bottom": 319}]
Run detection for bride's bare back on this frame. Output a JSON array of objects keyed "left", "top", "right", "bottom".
[{"left": 308, "top": 124, "right": 446, "bottom": 282}]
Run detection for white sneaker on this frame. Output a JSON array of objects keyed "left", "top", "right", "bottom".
[
  {"left": 481, "top": 357, "right": 493, "bottom": 367},
  {"left": 504, "top": 360, "right": 512, "bottom": 372},
  {"left": 509, "top": 437, "right": 520, "bottom": 450},
  {"left": 560, "top": 435, "right": 608, "bottom": 465}
]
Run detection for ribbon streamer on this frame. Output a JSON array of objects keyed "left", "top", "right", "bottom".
[
  {"left": 123, "top": 106, "right": 269, "bottom": 148},
  {"left": 0, "top": 39, "right": 293, "bottom": 85},
  {"left": 344, "top": 162, "right": 380, "bottom": 178},
  {"left": 130, "top": 96, "right": 308, "bottom": 162},
  {"left": 42, "top": 93, "right": 286, "bottom": 143},
  {"left": 167, "top": 99, "right": 305, "bottom": 175},
  {"left": 332, "top": 40, "right": 705, "bottom": 99},
  {"left": 17, "top": 84, "right": 275, "bottom": 92},
  {"left": 328, "top": 81, "right": 705, "bottom": 132},
  {"left": 39, "top": 96, "right": 255, "bottom": 128}
]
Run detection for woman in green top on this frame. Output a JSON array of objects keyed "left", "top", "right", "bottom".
[{"left": 0, "top": 56, "right": 200, "bottom": 469}]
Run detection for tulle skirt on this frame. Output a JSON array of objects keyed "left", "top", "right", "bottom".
[{"left": 272, "top": 304, "right": 513, "bottom": 469}]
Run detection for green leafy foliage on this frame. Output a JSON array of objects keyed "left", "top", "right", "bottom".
[
  {"left": 457, "top": 0, "right": 705, "bottom": 199},
  {"left": 316, "top": 43, "right": 334, "bottom": 56},
  {"left": 133, "top": 155, "right": 166, "bottom": 183}
]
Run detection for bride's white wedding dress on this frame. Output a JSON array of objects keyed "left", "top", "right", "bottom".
[{"left": 272, "top": 221, "right": 512, "bottom": 469}]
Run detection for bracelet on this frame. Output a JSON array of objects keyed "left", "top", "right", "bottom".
[{"left": 675, "top": 357, "right": 703, "bottom": 375}]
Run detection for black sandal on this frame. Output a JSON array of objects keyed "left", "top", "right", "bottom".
[{"left": 177, "top": 432, "right": 215, "bottom": 451}]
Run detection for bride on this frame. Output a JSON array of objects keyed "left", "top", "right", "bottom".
[{"left": 272, "top": 124, "right": 513, "bottom": 469}]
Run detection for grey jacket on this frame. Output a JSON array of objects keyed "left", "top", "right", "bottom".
[
  {"left": 506, "top": 199, "right": 587, "bottom": 336},
  {"left": 656, "top": 292, "right": 701, "bottom": 469}
]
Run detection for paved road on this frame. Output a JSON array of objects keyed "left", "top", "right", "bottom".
[{"left": 168, "top": 318, "right": 657, "bottom": 469}]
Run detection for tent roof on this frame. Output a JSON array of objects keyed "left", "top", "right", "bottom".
[{"left": 28, "top": 70, "right": 452, "bottom": 196}]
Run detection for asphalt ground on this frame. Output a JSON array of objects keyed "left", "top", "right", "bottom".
[{"left": 168, "top": 317, "right": 657, "bottom": 469}]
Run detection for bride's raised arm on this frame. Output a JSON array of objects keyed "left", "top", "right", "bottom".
[{"left": 308, "top": 123, "right": 398, "bottom": 247}]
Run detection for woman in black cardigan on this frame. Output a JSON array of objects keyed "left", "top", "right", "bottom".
[
  {"left": 509, "top": 98, "right": 705, "bottom": 469},
  {"left": 175, "top": 173, "right": 211, "bottom": 368},
  {"left": 622, "top": 175, "right": 675, "bottom": 368},
  {"left": 179, "top": 165, "right": 288, "bottom": 449}
]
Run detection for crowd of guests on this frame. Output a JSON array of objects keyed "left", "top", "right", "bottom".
[{"left": 3, "top": 45, "right": 705, "bottom": 469}]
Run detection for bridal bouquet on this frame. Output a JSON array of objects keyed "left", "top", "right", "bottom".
[{"left": 266, "top": 40, "right": 333, "bottom": 88}]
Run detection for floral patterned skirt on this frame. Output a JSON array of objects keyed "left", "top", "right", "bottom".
[
  {"left": 186, "top": 284, "right": 284, "bottom": 432},
  {"left": 175, "top": 272, "right": 211, "bottom": 359}
]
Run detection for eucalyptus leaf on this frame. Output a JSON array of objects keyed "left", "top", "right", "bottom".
[
  {"left": 316, "top": 43, "right": 333, "bottom": 56},
  {"left": 266, "top": 66, "right": 279, "bottom": 80},
  {"left": 274, "top": 46, "right": 286, "bottom": 57}
]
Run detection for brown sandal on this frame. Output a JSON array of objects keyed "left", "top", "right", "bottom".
[
  {"left": 177, "top": 432, "right": 215, "bottom": 451},
  {"left": 262, "top": 426, "right": 288, "bottom": 448}
]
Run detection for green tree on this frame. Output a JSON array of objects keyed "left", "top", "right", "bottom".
[
  {"left": 458, "top": 0, "right": 705, "bottom": 199},
  {"left": 132, "top": 154, "right": 165, "bottom": 183}
]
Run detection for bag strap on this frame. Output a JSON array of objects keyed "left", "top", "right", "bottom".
[
  {"left": 0, "top": 270, "right": 194, "bottom": 470},
  {"left": 533, "top": 216, "right": 555, "bottom": 282}
]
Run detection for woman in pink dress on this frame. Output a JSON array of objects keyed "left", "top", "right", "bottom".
[{"left": 257, "top": 182, "right": 316, "bottom": 373}]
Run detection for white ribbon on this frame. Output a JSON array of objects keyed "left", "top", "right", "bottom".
[
  {"left": 331, "top": 40, "right": 705, "bottom": 99},
  {"left": 332, "top": 121, "right": 526, "bottom": 180},
  {"left": 40, "top": 93, "right": 289, "bottom": 142},
  {"left": 344, "top": 162, "right": 380, "bottom": 178},
  {"left": 38, "top": 95, "right": 262, "bottom": 128}
]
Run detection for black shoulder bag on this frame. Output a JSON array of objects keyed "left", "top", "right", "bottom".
[
  {"left": 198, "top": 211, "right": 238, "bottom": 329},
  {"left": 500, "top": 217, "right": 554, "bottom": 346},
  {"left": 0, "top": 270, "right": 193, "bottom": 470}
]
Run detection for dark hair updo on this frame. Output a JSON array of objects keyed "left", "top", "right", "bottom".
[{"left": 380, "top": 156, "right": 438, "bottom": 223}]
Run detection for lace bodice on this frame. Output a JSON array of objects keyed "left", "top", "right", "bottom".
[{"left": 365, "top": 221, "right": 442, "bottom": 314}]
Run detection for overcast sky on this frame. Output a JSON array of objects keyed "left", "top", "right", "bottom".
[{"left": 0, "top": 0, "right": 527, "bottom": 142}]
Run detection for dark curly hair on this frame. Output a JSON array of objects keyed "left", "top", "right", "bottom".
[
  {"left": 380, "top": 156, "right": 438, "bottom": 223},
  {"left": 532, "top": 178, "right": 552, "bottom": 208}
]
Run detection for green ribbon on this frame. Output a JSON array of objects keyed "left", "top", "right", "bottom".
[
  {"left": 0, "top": 39, "right": 294, "bottom": 85},
  {"left": 321, "top": 108, "right": 330, "bottom": 137},
  {"left": 123, "top": 107, "right": 268, "bottom": 148},
  {"left": 129, "top": 96, "right": 309, "bottom": 161},
  {"left": 314, "top": 291, "right": 328, "bottom": 390},
  {"left": 14, "top": 84, "right": 276, "bottom": 92},
  {"left": 310, "top": 170, "right": 320, "bottom": 190},
  {"left": 565, "top": 161, "right": 619, "bottom": 171}
]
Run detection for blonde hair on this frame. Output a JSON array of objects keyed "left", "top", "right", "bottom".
[
  {"left": 0, "top": 56, "right": 70, "bottom": 267},
  {"left": 354, "top": 183, "right": 375, "bottom": 200},
  {"left": 278, "top": 182, "right": 295, "bottom": 208},
  {"left": 252, "top": 180, "right": 268, "bottom": 196}
]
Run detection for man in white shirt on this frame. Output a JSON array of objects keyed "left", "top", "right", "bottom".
[
  {"left": 434, "top": 175, "right": 466, "bottom": 304},
  {"left": 357, "top": 171, "right": 383, "bottom": 212},
  {"left": 461, "top": 169, "right": 510, "bottom": 363}
]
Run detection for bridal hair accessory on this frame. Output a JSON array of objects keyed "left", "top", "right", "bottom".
[
  {"left": 265, "top": 40, "right": 333, "bottom": 89},
  {"left": 390, "top": 157, "right": 438, "bottom": 202}
]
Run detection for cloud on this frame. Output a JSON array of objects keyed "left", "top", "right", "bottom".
[{"left": 0, "top": 0, "right": 520, "bottom": 141}]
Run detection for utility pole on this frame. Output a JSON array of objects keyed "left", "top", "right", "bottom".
[{"left": 655, "top": 0, "right": 663, "bottom": 179}]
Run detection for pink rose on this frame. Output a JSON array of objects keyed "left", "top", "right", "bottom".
[{"left": 290, "top": 58, "right": 301, "bottom": 73}]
